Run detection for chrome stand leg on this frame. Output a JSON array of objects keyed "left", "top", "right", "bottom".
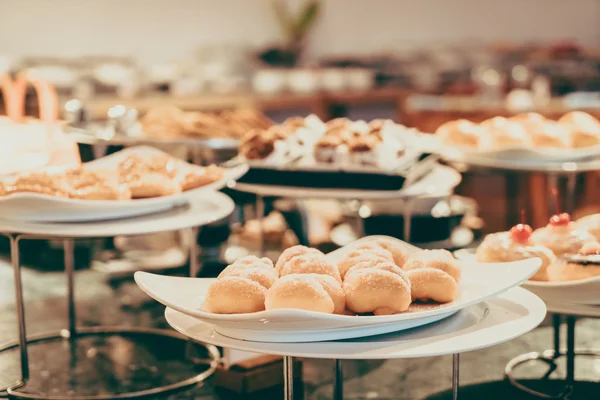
[
  {"left": 256, "top": 195, "right": 266, "bottom": 257},
  {"left": 565, "top": 174, "right": 577, "bottom": 215},
  {"left": 64, "top": 240, "right": 76, "bottom": 338},
  {"left": 189, "top": 227, "right": 200, "bottom": 278},
  {"left": 10, "top": 235, "right": 29, "bottom": 384},
  {"left": 552, "top": 314, "right": 561, "bottom": 357},
  {"left": 283, "top": 355, "right": 294, "bottom": 400},
  {"left": 566, "top": 316, "right": 576, "bottom": 385},
  {"left": 333, "top": 359, "right": 343, "bottom": 400},
  {"left": 452, "top": 353, "right": 460, "bottom": 400}
]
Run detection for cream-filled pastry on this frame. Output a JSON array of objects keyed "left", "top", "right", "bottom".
[
  {"left": 265, "top": 273, "right": 345, "bottom": 314},
  {"left": 343, "top": 261, "right": 411, "bottom": 315},
  {"left": 531, "top": 213, "right": 597, "bottom": 258},
  {"left": 435, "top": 119, "right": 482, "bottom": 148},
  {"left": 347, "top": 134, "right": 380, "bottom": 166},
  {"left": 576, "top": 213, "right": 600, "bottom": 242},
  {"left": 314, "top": 135, "right": 343, "bottom": 163},
  {"left": 476, "top": 223, "right": 556, "bottom": 281},
  {"left": 558, "top": 111, "right": 600, "bottom": 148},
  {"left": 547, "top": 242, "right": 600, "bottom": 282}
]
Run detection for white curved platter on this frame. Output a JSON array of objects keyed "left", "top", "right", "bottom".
[
  {"left": 454, "top": 247, "right": 600, "bottom": 306},
  {"left": 233, "top": 164, "right": 461, "bottom": 200},
  {"left": 165, "top": 287, "right": 546, "bottom": 358},
  {"left": 136, "top": 236, "right": 540, "bottom": 343},
  {"left": 0, "top": 146, "right": 248, "bottom": 222},
  {"left": 0, "top": 191, "right": 235, "bottom": 238}
]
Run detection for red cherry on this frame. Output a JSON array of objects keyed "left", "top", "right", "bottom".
[
  {"left": 509, "top": 224, "right": 533, "bottom": 243},
  {"left": 549, "top": 213, "right": 571, "bottom": 226}
]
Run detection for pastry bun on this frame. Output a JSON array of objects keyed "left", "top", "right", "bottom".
[
  {"left": 435, "top": 119, "right": 481, "bottom": 148},
  {"left": 558, "top": 111, "right": 600, "bottom": 148},
  {"left": 337, "top": 246, "right": 394, "bottom": 279},
  {"left": 205, "top": 256, "right": 277, "bottom": 314},
  {"left": 275, "top": 245, "right": 323, "bottom": 274},
  {"left": 576, "top": 213, "right": 600, "bottom": 242},
  {"left": 265, "top": 273, "right": 345, "bottom": 314},
  {"left": 403, "top": 250, "right": 460, "bottom": 303},
  {"left": 547, "top": 242, "right": 600, "bottom": 282},
  {"left": 279, "top": 252, "right": 342, "bottom": 283},
  {"left": 343, "top": 262, "right": 411, "bottom": 315},
  {"left": 358, "top": 237, "right": 409, "bottom": 268}
]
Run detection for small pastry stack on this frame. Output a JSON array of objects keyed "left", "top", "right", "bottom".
[
  {"left": 436, "top": 111, "right": 600, "bottom": 151},
  {"left": 239, "top": 115, "right": 414, "bottom": 170},
  {"left": 476, "top": 212, "right": 600, "bottom": 282},
  {"left": 205, "top": 238, "right": 462, "bottom": 315},
  {"left": 0, "top": 152, "right": 224, "bottom": 200}
]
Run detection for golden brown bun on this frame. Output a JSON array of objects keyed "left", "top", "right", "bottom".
[
  {"left": 275, "top": 245, "right": 323, "bottom": 274},
  {"left": 435, "top": 119, "right": 481, "bottom": 148},
  {"left": 405, "top": 268, "right": 458, "bottom": 303},
  {"left": 558, "top": 111, "right": 600, "bottom": 148},
  {"left": 343, "top": 262, "right": 411, "bottom": 315},
  {"left": 403, "top": 249, "right": 461, "bottom": 282},
  {"left": 337, "top": 245, "right": 394, "bottom": 279},
  {"left": 279, "top": 253, "right": 342, "bottom": 283},
  {"left": 265, "top": 273, "right": 345, "bottom": 314}
]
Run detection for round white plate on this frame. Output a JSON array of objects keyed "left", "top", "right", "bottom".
[
  {"left": 233, "top": 164, "right": 461, "bottom": 200},
  {"left": 545, "top": 301, "right": 600, "bottom": 318},
  {"left": 442, "top": 144, "right": 600, "bottom": 164},
  {"left": 136, "top": 236, "right": 541, "bottom": 342},
  {"left": 165, "top": 287, "right": 546, "bottom": 358},
  {"left": 0, "top": 146, "right": 248, "bottom": 222},
  {"left": 0, "top": 191, "right": 235, "bottom": 238},
  {"left": 455, "top": 248, "right": 600, "bottom": 306}
]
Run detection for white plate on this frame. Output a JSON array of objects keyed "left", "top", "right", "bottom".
[
  {"left": 454, "top": 248, "right": 600, "bottom": 306},
  {"left": 544, "top": 301, "right": 600, "bottom": 318},
  {"left": 0, "top": 146, "right": 248, "bottom": 222},
  {"left": 442, "top": 144, "right": 600, "bottom": 164},
  {"left": 164, "top": 287, "right": 546, "bottom": 358},
  {"left": 233, "top": 164, "right": 461, "bottom": 200},
  {"left": 135, "top": 236, "right": 540, "bottom": 342}
]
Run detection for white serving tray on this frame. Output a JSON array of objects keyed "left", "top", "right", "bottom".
[
  {"left": 135, "top": 236, "right": 540, "bottom": 342},
  {"left": 0, "top": 146, "right": 248, "bottom": 222},
  {"left": 441, "top": 144, "right": 600, "bottom": 164},
  {"left": 454, "top": 248, "right": 600, "bottom": 306},
  {"left": 164, "top": 287, "right": 546, "bottom": 358}
]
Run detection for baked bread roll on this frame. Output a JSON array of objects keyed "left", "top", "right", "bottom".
[
  {"left": 343, "top": 262, "right": 411, "bottom": 315},
  {"left": 205, "top": 256, "right": 277, "bottom": 314},
  {"left": 435, "top": 119, "right": 482, "bottom": 148},
  {"left": 531, "top": 213, "right": 597, "bottom": 258},
  {"left": 279, "top": 252, "right": 342, "bottom": 283},
  {"left": 265, "top": 273, "right": 345, "bottom": 314},
  {"left": 480, "top": 117, "right": 532, "bottom": 149},
  {"left": 558, "top": 111, "right": 600, "bottom": 148},
  {"left": 337, "top": 245, "right": 394, "bottom": 279},
  {"left": 275, "top": 245, "right": 324, "bottom": 274},
  {"left": 576, "top": 213, "right": 600, "bottom": 241},
  {"left": 529, "top": 121, "right": 572, "bottom": 148},
  {"left": 403, "top": 250, "right": 460, "bottom": 303},
  {"left": 403, "top": 249, "right": 461, "bottom": 282},
  {"left": 476, "top": 223, "right": 556, "bottom": 281},
  {"left": 360, "top": 237, "right": 409, "bottom": 268},
  {"left": 547, "top": 242, "right": 600, "bottom": 282}
]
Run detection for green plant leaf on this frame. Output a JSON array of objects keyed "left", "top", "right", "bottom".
[
  {"left": 293, "top": 0, "right": 320, "bottom": 40},
  {"left": 271, "top": 0, "right": 294, "bottom": 44}
]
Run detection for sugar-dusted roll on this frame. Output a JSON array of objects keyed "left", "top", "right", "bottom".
[
  {"left": 403, "top": 249, "right": 461, "bottom": 282},
  {"left": 435, "top": 119, "right": 482, "bottom": 148},
  {"left": 531, "top": 213, "right": 597, "bottom": 258},
  {"left": 279, "top": 252, "right": 342, "bottom": 283},
  {"left": 343, "top": 262, "right": 411, "bottom": 315},
  {"left": 558, "top": 111, "right": 600, "bottom": 148},
  {"left": 576, "top": 213, "right": 600, "bottom": 242},
  {"left": 529, "top": 121, "right": 572, "bottom": 148},
  {"left": 275, "top": 245, "right": 323, "bottom": 274},
  {"left": 547, "top": 242, "right": 600, "bottom": 282},
  {"left": 337, "top": 245, "right": 394, "bottom": 279},
  {"left": 205, "top": 256, "right": 277, "bottom": 314},
  {"left": 357, "top": 237, "right": 409, "bottom": 268},
  {"left": 480, "top": 117, "right": 532, "bottom": 150},
  {"left": 265, "top": 273, "right": 345, "bottom": 314},
  {"left": 403, "top": 250, "right": 460, "bottom": 303},
  {"left": 476, "top": 223, "right": 556, "bottom": 281}
]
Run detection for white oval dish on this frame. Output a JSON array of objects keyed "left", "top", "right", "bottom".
[
  {"left": 135, "top": 236, "right": 540, "bottom": 342},
  {"left": 164, "top": 287, "right": 546, "bottom": 357},
  {"left": 0, "top": 146, "right": 248, "bottom": 222}
]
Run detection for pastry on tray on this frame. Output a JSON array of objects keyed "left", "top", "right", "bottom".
[
  {"left": 238, "top": 115, "right": 421, "bottom": 171},
  {"left": 531, "top": 213, "right": 596, "bottom": 258},
  {"left": 0, "top": 151, "right": 225, "bottom": 201},
  {"left": 476, "top": 222, "right": 556, "bottom": 281},
  {"left": 205, "top": 238, "right": 462, "bottom": 315},
  {"left": 437, "top": 111, "right": 600, "bottom": 151},
  {"left": 547, "top": 242, "right": 600, "bottom": 282},
  {"left": 576, "top": 213, "right": 600, "bottom": 241}
]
